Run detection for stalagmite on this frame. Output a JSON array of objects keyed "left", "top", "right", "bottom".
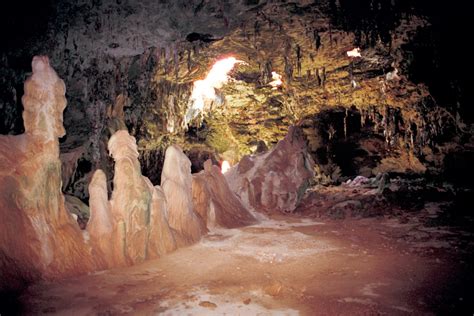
[
  {"left": 87, "top": 169, "right": 114, "bottom": 267},
  {"left": 0, "top": 56, "right": 95, "bottom": 289},
  {"left": 161, "top": 145, "right": 206, "bottom": 245},
  {"left": 88, "top": 130, "right": 179, "bottom": 266},
  {"left": 108, "top": 130, "right": 153, "bottom": 264},
  {"left": 145, "top": 179, "right": 178, "bottom": 258}
]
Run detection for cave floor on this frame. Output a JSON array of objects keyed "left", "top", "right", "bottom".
[{"left": 22, "top": 211, "right": 473, "bottom": 315}]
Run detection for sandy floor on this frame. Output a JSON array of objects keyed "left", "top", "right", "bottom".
[{"left": 21, "top": 212, "right": 474, "bottom": 315}]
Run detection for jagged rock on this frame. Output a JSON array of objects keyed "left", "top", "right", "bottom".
[
  {"left": 225, "top": 126, "right": 315, "bottom": 214},
  {"left": 161, "top": 145, "right": 206, "bottom": 245},
  {"left": 192, "top": 160, "right": 256, "bottom": 228},
  {"left": 0, "top": 56, "right": 95, "bottom": 290}
]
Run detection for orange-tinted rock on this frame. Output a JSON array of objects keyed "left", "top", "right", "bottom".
[
  {"left": 22, "top": 56, "right": 67, "bottom": 142},
  {"left": 87, "top": 170, "right": 114, "bottom": 267},
  {"left": 0, "top": 56, "right": 209, "bottom": 292},
  {"left": 144, "top": 178, "right": 178, "bottom": 258},
  {"left": 161, "top": 145, "right": 206, "bottom": 245},
  {"left": 108, "top": 130, "right": 154, "bottom": 265},
  {"left": 88, "top": 131, "right": 178, "bottom": 267},
  {"left": 0, "top": 56, "right": 95, "bottom": 290},
  {"left": 192, "top": 160, "right": 256, "bottom": 228},
  {"left": 225, "top": 126, "right": 314, "bottom": 214}
]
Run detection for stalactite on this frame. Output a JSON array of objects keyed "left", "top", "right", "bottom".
[
  {"left": 314, "top": 29, "right": 321, "bottom": 50},
  {"left": 284, "top": 56, "right": 293, "bottom": 84},
  {"left": 173, "top": 43, "right": 179, "bottom": 80},
  {"left": 360, "top": 108, "right": 366, "bottom": 127},
  {"left": 187, "top": 48, "right": 192, "bottom": 72},
  {"left": 264, "top": 60, "right": 272, "bottom": 84},
  {"left": 296, "top": 44, "right": 302, "bottom": 77},
  {"left": 344, "top": 108, "right": 348, "bottom": 139},
  {"left": 254, "top": 20, "right": 260, "bottom": 41},
  {"left": 329, "top": 27, "right": 333, "bottom": 47},
  {"left": 315, "top": 67, "right": 321, "bottom": 86}
]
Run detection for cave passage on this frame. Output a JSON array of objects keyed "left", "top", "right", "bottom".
[{"left": 1, "top": 0, "right": 473, "bottom": 315}]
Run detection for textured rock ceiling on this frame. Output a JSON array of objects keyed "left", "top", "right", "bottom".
[{"left": 1, "top": 0, "right": 472, "bottom": 203}]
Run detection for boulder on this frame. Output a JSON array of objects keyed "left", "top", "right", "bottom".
[
  {"left": 192, "top": 160, "right": 256, "bottom": 228},
  {"left": 225, "top": 126, "right": 314, "bottom": 214}
]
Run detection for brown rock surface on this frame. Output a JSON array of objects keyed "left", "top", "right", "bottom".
[
  {"left": 226, "top": 126, "right": 314, "bottom": 214},
  {"left": 192, "top": 160, "right": 256, "bottom": 228}
]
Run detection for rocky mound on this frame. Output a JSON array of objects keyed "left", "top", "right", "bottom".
[{"left": 226, "top": 125, "right": 314, "bottom": 214}]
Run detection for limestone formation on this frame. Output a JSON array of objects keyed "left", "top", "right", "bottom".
[
  {"left": 192, "top": 160, "right": 256, "bottom": 228},
  {"left": 1, "top": 55, "right": 337, "bottom": 295},
  {"left": 87, "top": 130, "right": 178, "bottom": 267},
  {"left": 22, "top": 56, "right": 67, "bottom": 142},
  {"left": 0, "top": 56, "right": 95, "bottom": 290},
  {"left": 226, "top": 126, "right": 315, "bottom": 214},
  {"left": 161, "top": 145, "right": 206, "bottom": 245},
  {"left": 144, "top": 178, "right": 178, "bottom": 258},
  {"left": 87, "top": 170, "right": 114, "bottom": 266}
]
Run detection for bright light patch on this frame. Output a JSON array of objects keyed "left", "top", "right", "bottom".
[
  {"left": 269, "top": 71, "right": 282, "bottom": 89},
  {"left": 346, "top": 47, "right": 362, "bottom": 58},
  {"left": 221, "top": 160, "right": 231, "bottom": 174},
  {"left": 186, "top": 57, "right": 243, "bottom": 125}
]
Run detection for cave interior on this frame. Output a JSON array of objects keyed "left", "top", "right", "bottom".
[{"left": 0, "top": 0, "right": 473, "bottom": 314}]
